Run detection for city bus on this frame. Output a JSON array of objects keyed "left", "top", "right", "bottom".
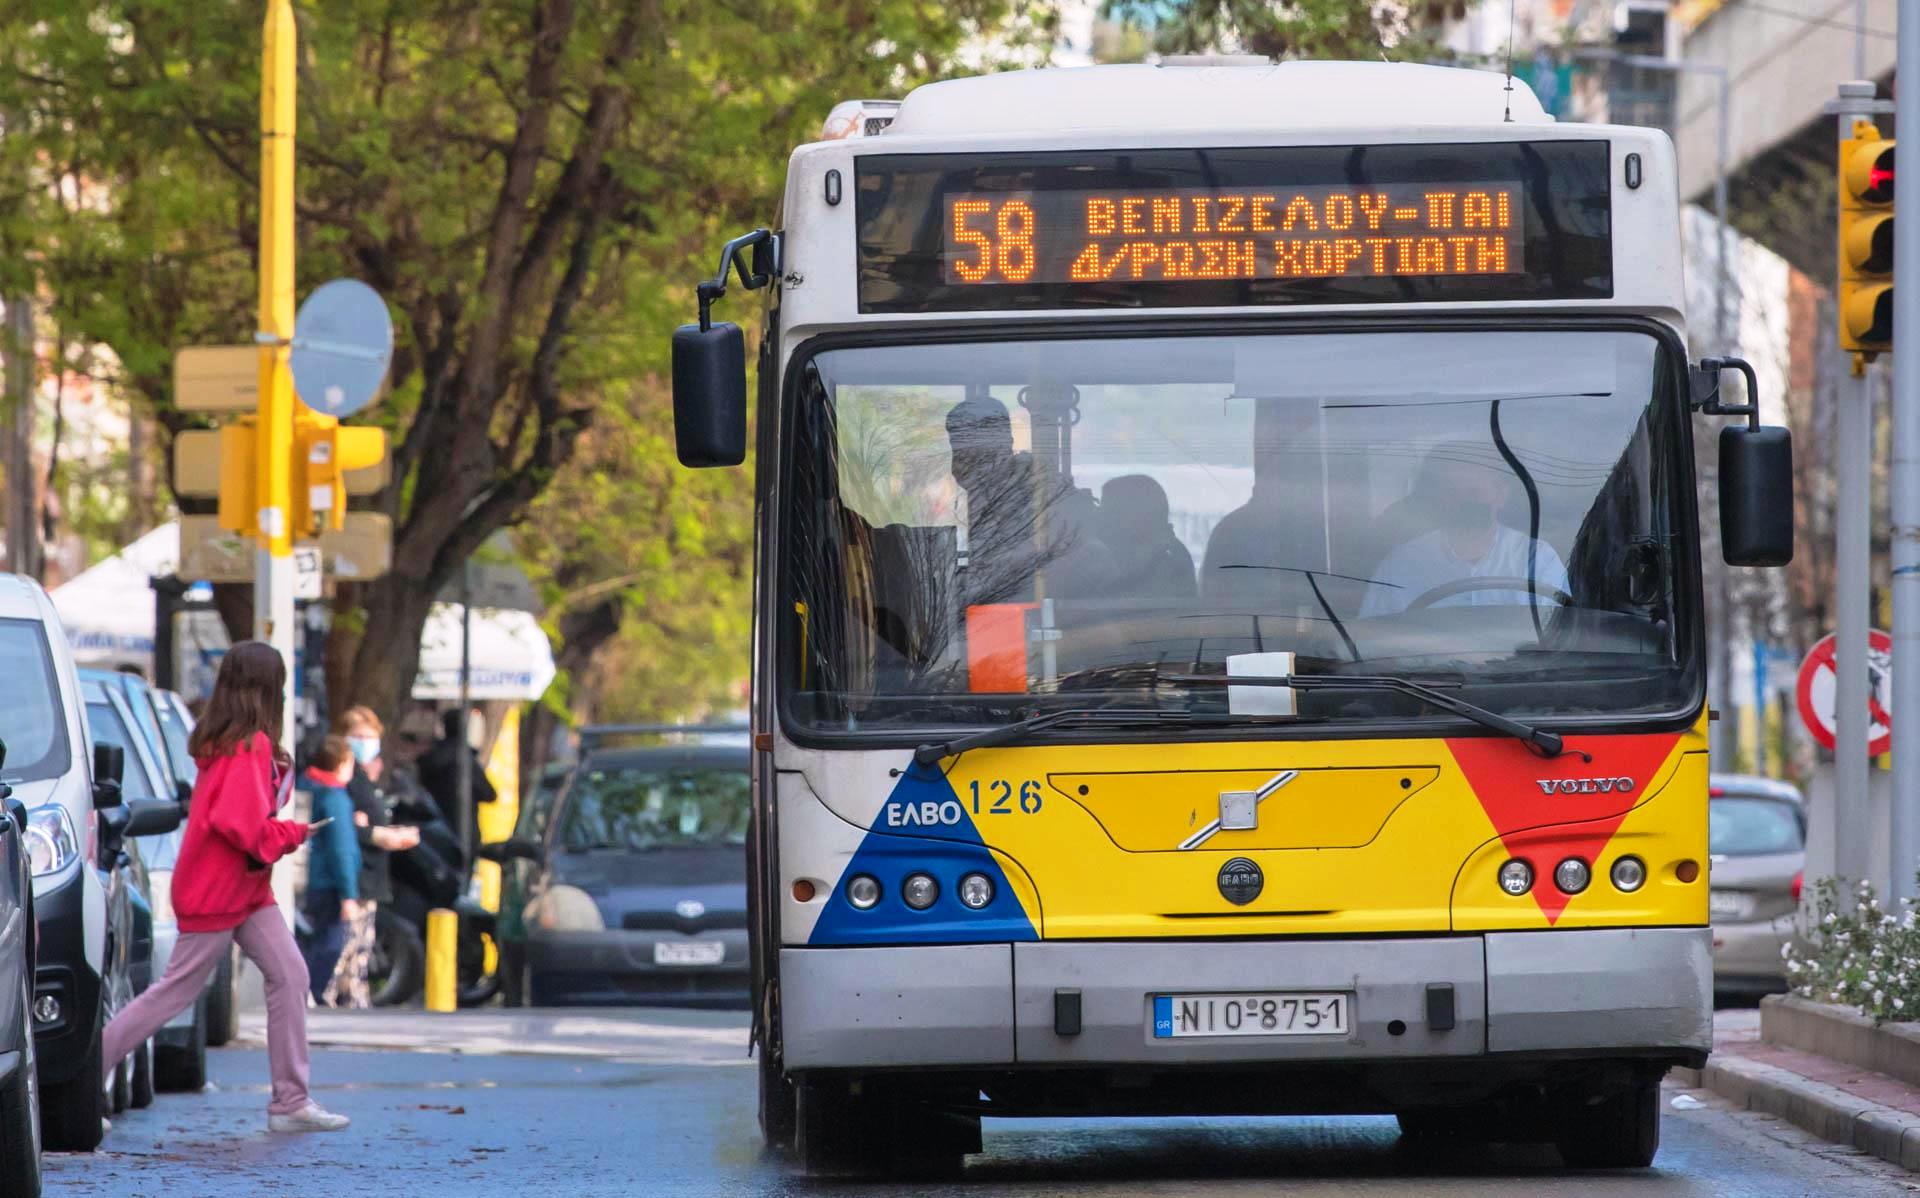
[{"left": 669, "top": 60, "right": 1793, "bottom": 1175}]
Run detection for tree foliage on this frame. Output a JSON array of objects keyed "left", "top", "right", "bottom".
[
  {"left": 1103, "top": 0, "right": 1433, "bottom": 61},
  {"left": 0, "top": 0, "right": 1035, "bottom": 725}
]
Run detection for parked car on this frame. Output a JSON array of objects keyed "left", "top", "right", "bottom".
[
  {"left": 0, "top": 743, "right": 42, "bottom": 1196},
  {"left": 488, "top": 735, "right": 750, "bottom": 1007},
  {"left": 1708, "top": 773, "right": 1806, "bottom": 996},
  {"left": 80, "top": 670, "right": 214, "bottom": 1092},
  {"left": 494, "top": 762, "right": 571, "bottom": 1008},
  {"left": 0, "top": 575, "right": 176, "bottom": 1151}
]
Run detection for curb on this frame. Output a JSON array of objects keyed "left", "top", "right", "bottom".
[{"left": 1674, "top": 1054, "right": 1920, "bottom": 1172}]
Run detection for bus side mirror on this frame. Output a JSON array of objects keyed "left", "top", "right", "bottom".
[
  {"left": 672, "top": 321, "right": 748, "bottom": 468},
  {"left": 1720, "top": 424, "right": 1793, "bottom": 567}
]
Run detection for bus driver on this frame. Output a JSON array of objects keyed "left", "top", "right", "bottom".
[{"left": 1360, "top": 446, "right": 1569, "bottom": 618}]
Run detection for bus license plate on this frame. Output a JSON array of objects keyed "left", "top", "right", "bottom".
[
  {"left": 1153, "top": 992, "right": 1350, "bottom": 1038},
  {"left": 654, "top": 940, "right": 726, "bottom": 966}
]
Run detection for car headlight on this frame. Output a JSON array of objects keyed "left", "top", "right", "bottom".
[
  {"left": 149, "top": 868, "right": 175, "bottom": 925},
  {"left": 24, "top": 805, "right": 79, "bottom": 877},
  {"left": 535, "top": 885, "right": 605, "bottom": 932}
]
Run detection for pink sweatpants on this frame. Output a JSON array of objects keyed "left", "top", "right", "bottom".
[{"left": 102, "top": 905, "right": 312, "bottom": 1115}]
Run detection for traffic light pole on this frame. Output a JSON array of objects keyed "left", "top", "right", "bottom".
[
  {"left": 257, "top": 0, "right": 299, "bottom": 896},
  {"left": 1892, "top": 2, "right": 1920, "bottom": 904}
]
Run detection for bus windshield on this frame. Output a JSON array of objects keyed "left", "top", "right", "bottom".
[{"left": 782, "top": 327, "right": 1695, "bottom": 737}]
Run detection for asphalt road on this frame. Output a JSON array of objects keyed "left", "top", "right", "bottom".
[{"left": 40, "top": 1009, "right": 1920, "bottom": 1197}]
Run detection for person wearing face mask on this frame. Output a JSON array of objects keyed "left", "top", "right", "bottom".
[
  {"left": 1360, "top": 446, "right": 1569, "bottom": 619},
  {"left": 326, "top": 706, "right": 420, "bottom": 1008}
]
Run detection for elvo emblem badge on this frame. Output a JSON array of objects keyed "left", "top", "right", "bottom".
[{"left": 1217, "top": 857, "right": 1264, "bottom": 906}]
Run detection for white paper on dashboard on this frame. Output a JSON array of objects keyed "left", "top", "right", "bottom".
[{"left": 1227, "top": 651, "right": 1297, "bottom": 716}]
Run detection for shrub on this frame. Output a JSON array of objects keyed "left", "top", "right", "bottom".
[{"left": 1787, "top": 876, "right": 1920, "bottom": 1022}]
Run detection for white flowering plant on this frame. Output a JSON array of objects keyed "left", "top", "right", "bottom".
[{"left": 1786, "top": 876, "right": 1920, "bottom": 1022}]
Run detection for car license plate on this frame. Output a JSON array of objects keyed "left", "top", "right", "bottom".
[
  {"left": 1709, "top": 890, "right": 1753, "bottom": 920},
  {"left": 654, "top": 940, "right": 725, "bottom": 966},
  {"left": 1152, "top": 992, "right": 1350, "bottom": 1038}
]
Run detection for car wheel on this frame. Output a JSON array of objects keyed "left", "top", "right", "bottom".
[
  {"left": 0, "top": 975, "right": 43, "bottom": 1197},
  {"left": 369, "top": 908, "right": 424, "bottom": 1008},
  {"left": 38, "top": 996, "right": 105, "bottom": 1152},
  {"left": 155, "top": 999, "right": 207, "bottom": 1093},
  {"left": 128, "top": 1036, "right": 154, "bottom": 1110},
  {"left": 203, "top": 948, "right": 238, "bottom": 1048},
  {"left": 1556, "top": 1078, "right": 1661, "bottom": 1169}
]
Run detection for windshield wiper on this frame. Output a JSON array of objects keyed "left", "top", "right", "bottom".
[
  {"left": 912, "top": 707, "right": 1318, "bottom": 767},
  {"left": 1163, "top": 672, "right": 1578, "bottom": 759}
]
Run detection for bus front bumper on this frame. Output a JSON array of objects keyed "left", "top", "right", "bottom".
[{"left": 779, "top": 927, "right": 1710, "bottom": 1070}]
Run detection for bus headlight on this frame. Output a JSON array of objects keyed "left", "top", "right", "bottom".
[
  {"left": 846, "top": 875, "right": 881, "bottom": 910},
  {"left": 957, "top": 873, "right": 994, "bottom": 910},
  {"left": 536, "top": 885, "right": 605, "bottom": 932},
  {"left": 1610, "top": 856, "right": 1647, "bottom": 893},
  {"left": 1554, "top": 857, "right": 1591, "bottom": 895},
  {"left": 24, "top": 805, "right": 79, "bottom": 877},
  {"left": 1497, "top": 859, "right": 1532, "bottom": 896},
  {"left": 901, "top": 874, "right": 939, "bottom": 910}
]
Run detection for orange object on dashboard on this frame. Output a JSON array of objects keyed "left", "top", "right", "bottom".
[{"left": 966, "top": 603, "right": 1036, "bottom": 694}]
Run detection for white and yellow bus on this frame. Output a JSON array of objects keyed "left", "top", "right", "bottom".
[{"left": 670, "top": 60, "right": 1793, "bottom": 1175}]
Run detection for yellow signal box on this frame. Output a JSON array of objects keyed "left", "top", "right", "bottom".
[
  {"left": 1839, "top": 118, "right": 1896, "bottom": 356},
  {"left": 293, "top": 414, "right": 387, "bottom": 534},
  {"left": 216, "top": 419, "right": 256, "bottom": 533}
]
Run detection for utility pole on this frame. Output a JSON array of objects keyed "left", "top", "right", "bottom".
[
  {"left": 1889, "top": 0, "right": 1920, "bottom": 903},
  {"left": 256, "top": 0, "right": 298, "bottom": 753}
]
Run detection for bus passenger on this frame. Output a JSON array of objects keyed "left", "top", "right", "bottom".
[
  {"left": 1360, "top": 447, "right": 1568, "bottom": 618},
  {"left": 1099, "top": 474, "right": 1195, "bottom": 599}
]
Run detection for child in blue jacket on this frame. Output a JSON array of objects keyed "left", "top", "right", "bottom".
[{"left": 298, "top": 735, "right": 362, "bottom": 1005}]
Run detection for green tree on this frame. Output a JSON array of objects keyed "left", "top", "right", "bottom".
[
  {"left": 0, "top": 0, "right": 1036, "bottom": 724},
  {"left": 1103, "top": 0, "right": 1436, "bottom": 61}
]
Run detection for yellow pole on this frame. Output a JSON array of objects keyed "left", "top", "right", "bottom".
[
  {"left": 258, "top": 0, "right": 301, "bottom": 923},
  {"left": 425, "top": 908, "right": 459, "bottom": 1012}
]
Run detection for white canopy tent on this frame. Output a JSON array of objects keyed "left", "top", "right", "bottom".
[{"left": 50, "top": 521, "right": 556, "bottom": 704}]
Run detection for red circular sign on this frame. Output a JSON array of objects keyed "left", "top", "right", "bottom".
[{"left": 1796, "top": 630, "right": 1893, "bottom": 755}]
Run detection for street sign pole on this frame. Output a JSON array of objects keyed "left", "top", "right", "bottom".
[
  {"left": 257, "top": 0, "right": 298, "bottom": 809},
  {"left": 1892, "top": 0, "right": 1920, "bottom": 904}
]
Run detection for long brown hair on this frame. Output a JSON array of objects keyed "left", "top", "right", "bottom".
[{"left": 187, "top": 641, "right": 291, "bottom": 768}]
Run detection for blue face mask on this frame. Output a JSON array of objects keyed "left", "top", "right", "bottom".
[{"left": 348, "top": 736, "right": 381, "bottom": 765}]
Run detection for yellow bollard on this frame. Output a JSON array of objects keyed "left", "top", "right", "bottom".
[{"left": 425, "top": 908, "right": 458, "bottom": 1012}]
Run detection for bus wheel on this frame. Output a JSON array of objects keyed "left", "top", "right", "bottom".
[
  {"left": 1555, "top": 1079, "right": 1660, "bottom": 1169},
  {"left": 757, "top": 1047, "right": 796, "bottom": 1151}
]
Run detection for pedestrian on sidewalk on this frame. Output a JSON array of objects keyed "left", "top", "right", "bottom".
[
  {"left": 325, "top": 706, "right": 419, "bottom": 1009},
  {"left": 98, "top": 642, "right": 351, "bottom": 1133},
  {"left": 298, "top": 736, "right": 362, "bottom": 1005}
]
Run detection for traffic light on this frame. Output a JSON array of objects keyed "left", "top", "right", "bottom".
[
  {"left": 1839, "top": 118, "right": 1895, "bottom": 355},
  {"left": 293, "top": 414, "right": 387, "bottom": 534}
]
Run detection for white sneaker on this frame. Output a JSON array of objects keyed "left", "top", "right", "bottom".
[{"left": 269, "top": 1103, "right": 351, "bottom": 1133}]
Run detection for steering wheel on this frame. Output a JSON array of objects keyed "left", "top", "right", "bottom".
[{"left": 1404, "top": 575, "right": 1573, "bottom": 612}]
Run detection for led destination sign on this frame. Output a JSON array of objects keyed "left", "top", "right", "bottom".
[
  {"left": 856, "top": 141, "right": 1611, "bottom": 313},
  {"left": 943, "top": 185, "right": 1523, "bottom": 287}
]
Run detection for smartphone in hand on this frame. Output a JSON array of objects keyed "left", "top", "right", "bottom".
[{"left": 308, "top": 817, "right": 334, "bottom": 831}]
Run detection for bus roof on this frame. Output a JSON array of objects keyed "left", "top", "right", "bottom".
[{"left": 882, "top": 62, "right": 1552, "bottom": 139}]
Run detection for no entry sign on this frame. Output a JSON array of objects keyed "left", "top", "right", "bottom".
[{"left": 1796, "top": 629, "right": 1893, "bottom": 755}]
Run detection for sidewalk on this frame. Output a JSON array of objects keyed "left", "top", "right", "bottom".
[{"left": 1677, "top": 1006, "right": 1920, "bottom": 1172}]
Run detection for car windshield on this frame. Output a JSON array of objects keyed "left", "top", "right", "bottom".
[
  {"left": 1710, "top": 796, "right": 1804, "bottom": 857},
  {"left": 85, "top": 699, "right": 160, "bottom": 802},
  {"left": 559, "top": 764, "right": 750, "bottom": 852},
  {"left": 782, "top": 328, "right": 1693, "bottom": 736},
  {"left": 0, "top": 617, "right": 71, "bottom": 783},
  {"left": 153, "top": 693, "right": 196, "bottom": 788}
]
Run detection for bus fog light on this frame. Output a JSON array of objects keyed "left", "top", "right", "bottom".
[
  {"left": 1497, "top": 859, "right": 1532, "bottom": 896},
  {"left": 1554, "top": 857, "right": 1591, "bottom": 895},
  {"left": 958, "top": 873, "right": 994, "bottom": 909},
  {"left": 846, "top": 875, "right": 882, "bottom": 910},
  {"left": 32, "top": 995, "right": 59, "bottom": 1025},
  {"left": 902, "top": 873, "right": 939, "bottom": 910},
  {"left": 1610, "top": 856, "right": 1646, "bottom": 893}
]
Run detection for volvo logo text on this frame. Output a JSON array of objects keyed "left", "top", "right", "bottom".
[
  {"left": 1217, "top": 857, "right": 1264, "bottom": 906},
  {"left": 1535, "top": 777, "right": 1636, "bottom": 796}
]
